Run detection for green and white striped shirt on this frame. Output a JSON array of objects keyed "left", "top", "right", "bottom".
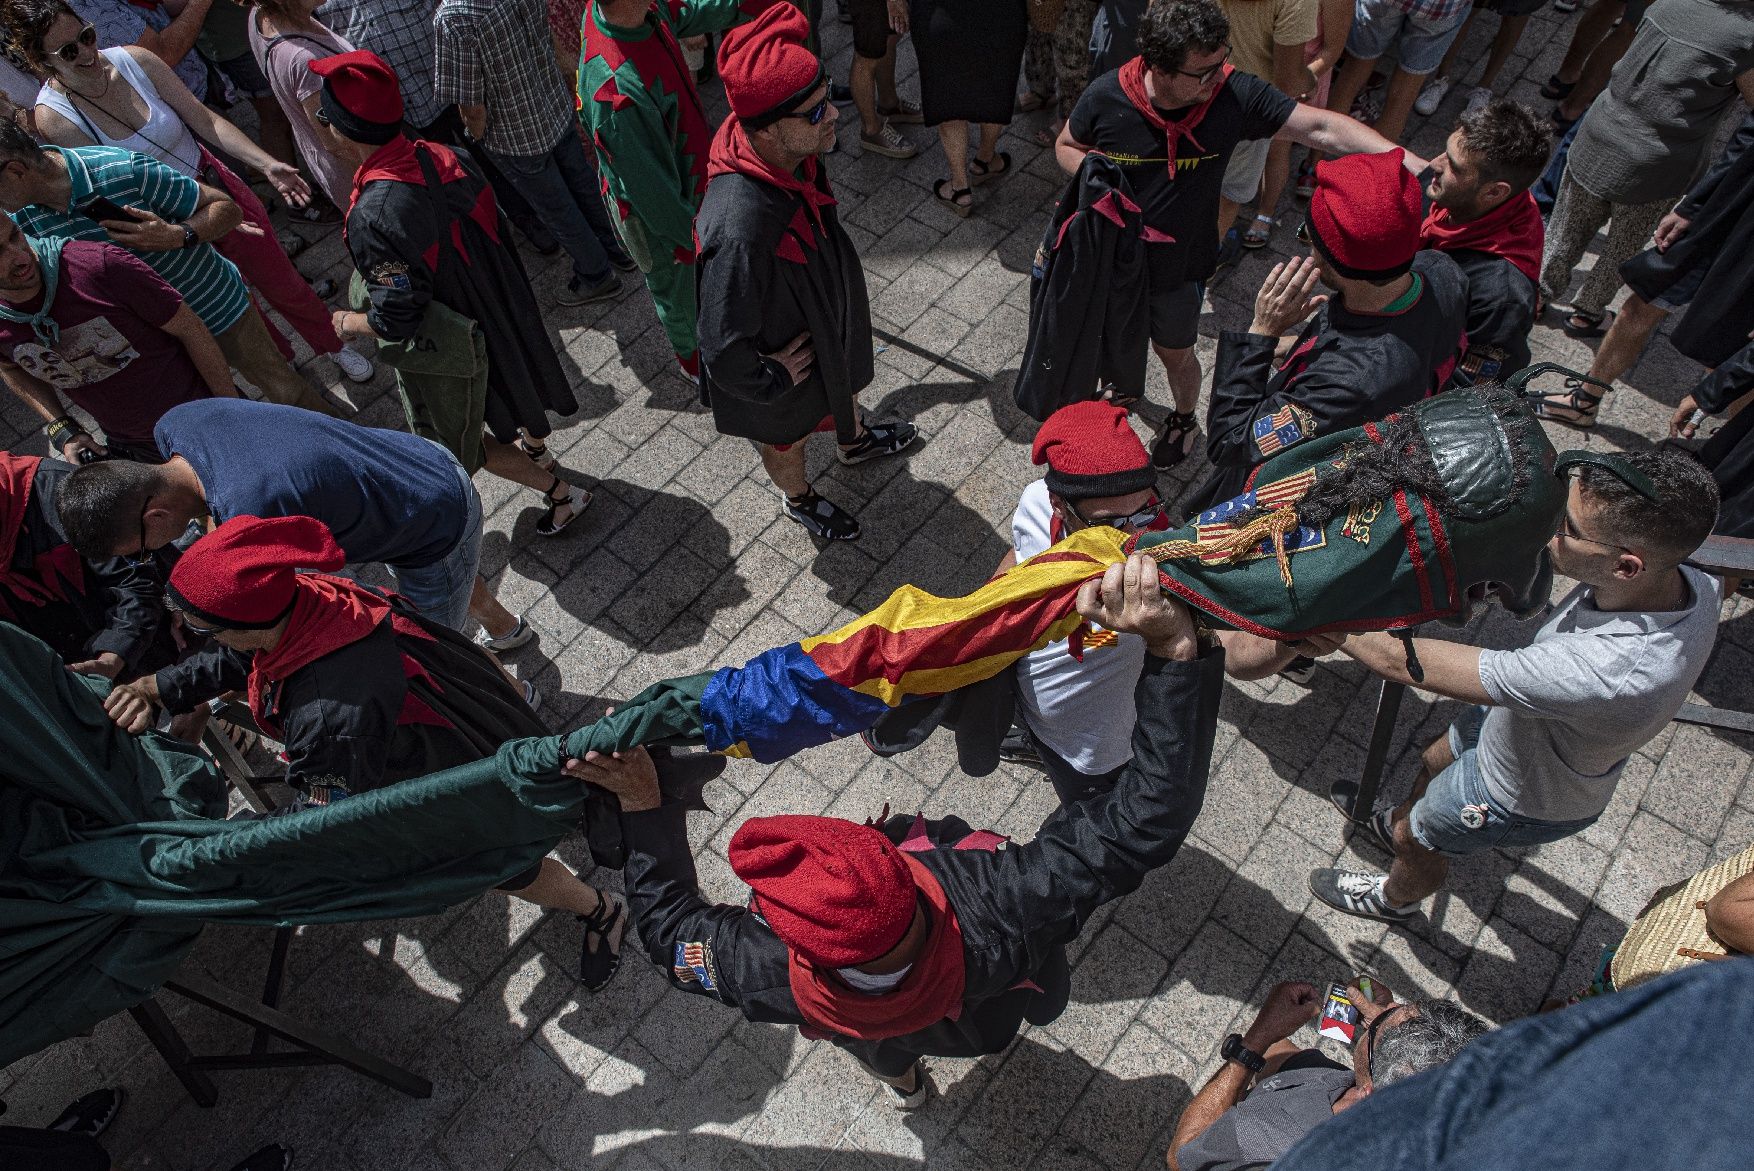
[{"left": 13, "top": 146, "right": 248, "bottom": 334}]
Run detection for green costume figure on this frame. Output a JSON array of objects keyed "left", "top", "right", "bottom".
[{"left": 577, "top": 0, "right": 775, "bottom": 378}]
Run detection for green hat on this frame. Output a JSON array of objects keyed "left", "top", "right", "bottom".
[{"left": 1131, "top": 383, "right": 1564, "bottom": 639}]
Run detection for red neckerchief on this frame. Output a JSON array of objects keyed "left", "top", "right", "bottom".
[
  {"left": 786, "top": 853, "right": 968, "bottom": 1041},
  {"left": 247, "top": 573, "right": 450, "bottom": 739},
  {"left": 0, "top": 453, "right": 83, "bottom": 621},
  {"left": 706, "top": 116, "right": 837, "bottom": 253},
  {"left": 345, "top": 136, "right": 501, "bottom": 265},
  {"left": 1117, "top": 56, "right": 1233, "bottom": 178},
  {"left": 1420, "top": 190, "right": 1544, "bottom": 286}
]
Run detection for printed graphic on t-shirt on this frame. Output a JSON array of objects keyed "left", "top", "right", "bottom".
[{"left": 9, "top": 317, "right": 139, "bottom": 390}]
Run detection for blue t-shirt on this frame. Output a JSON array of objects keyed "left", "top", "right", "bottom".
[{"left": 154, "top": 399, "right": 468, "bottom": 568}]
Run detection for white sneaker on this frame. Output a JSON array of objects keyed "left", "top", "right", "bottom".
[
  {"left": 1413, "top": 75, "right": 1452, "bottom": 117},
  {"left": 476, "top": 614, "right": 536, "bottom": 653},
  {"left": 1462, "top": 86, "right": 1493, "bottom": 118},
  {"left": 520, "top": 678, "right": 542, "bottom": 711},
  {"left": 332, "top": 346, "right": 374, "bottom": 383}
]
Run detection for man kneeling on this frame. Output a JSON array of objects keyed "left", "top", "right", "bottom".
[{"left": 569, "top": 553, "right": 1223, "bottom": 1105}]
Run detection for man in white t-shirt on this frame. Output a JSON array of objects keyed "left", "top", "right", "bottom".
[
  {"left": 1000, "top": 401, "right": 1322, "bottom": 805},
  {"left": 1310, "top": 448, "right": 1723, "bottom": 924}
]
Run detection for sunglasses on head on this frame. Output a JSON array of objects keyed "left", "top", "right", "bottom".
[
  {"left": 782, "top": 96, "right": 830, "bottom": 126},
  {"left": 54, "top": 24, "right": 97, "bottom": 64}
]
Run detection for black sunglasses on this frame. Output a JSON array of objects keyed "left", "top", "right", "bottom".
[
  {"left": 54, "top": 24, "right": 97, "bottom": 64},
  {"left": 783, "top": 96, "right": 830, "bottom": 126},
  {"left": 1072, "top": 496, "right": 1165, "bottom": 531}
]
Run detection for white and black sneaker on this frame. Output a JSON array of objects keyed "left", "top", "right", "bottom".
[
  {"left": 837, "top": 418, "right": 919, "bottom": 465},
  {"left": 476, "top": 614, "right": 536, "bottom": 653},
  {"left": 1309, "top": 868, "right": 1417, "bottom": 924}
]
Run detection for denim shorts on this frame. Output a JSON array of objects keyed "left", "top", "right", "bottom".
[
  {"left": 386, "top": 452, "right": 482, "bottom": 632},
  {"left": 1346, "top": 0, "right": 1472, "bottom": 75},
  {"left": 1408, "top": 706, "right": 1600, "bottom": 855}
]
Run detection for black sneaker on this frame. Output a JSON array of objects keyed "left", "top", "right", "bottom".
[
  {"left": 837, "top": 418, "right": 919, "bottom": 465},
  {"left": 558, "top": 273, "right": 623, "bottom": 307},
  {"left": 229, "top": 1143, "right": 294, "bottom": 1171},
  {"left": 1327, "top": 780, "right": 1397, "bottom": 854},
  {"left": 1212, "top": 227, "right": 1243, "bottom": 275},
  {"left": 997, "top": 725, "right": 1045, "bottom": 771},
  {"left": 1309, "top": 868, "right": 1418, "bottom": 924},
  {"left": 611, "top": 252, "right": 640, "bottom": 274},
  {"left": 48, "top": 1088, "right": 123, "bottom": 1138},
  {"left": 783, "top": 489, "right": 861, "bottom": 540}
]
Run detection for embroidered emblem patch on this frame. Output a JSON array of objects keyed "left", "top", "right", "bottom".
[
  {"left": 1192, "top": 469, "right": 1326, "bottom": 563},
  {"left": 369, "top": 260, "right": 412, "bottom": 291},
  {"left": 673, "top": 940, "right": 718, "bottom": 991},
  {"left": 1342, "top": 500, "right": 1382, "bottom": 545},
  {"left": 1251, "top": 403, "right": 1317, "bottom": 459}
]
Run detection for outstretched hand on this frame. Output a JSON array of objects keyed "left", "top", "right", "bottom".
[
  {"left": 1075, "top": 552, "right": 1198, "bottom": 661},
  {"left": 1251, "top": 255, "right": 1326, "bottom": 338}
]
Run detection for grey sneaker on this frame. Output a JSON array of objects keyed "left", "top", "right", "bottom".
[
  {"left": 1309, "top": 868, "right": 1418, "bottom": 924},
  {"left": 477, "top": 614, "right": 536, "bottom": 653},
  {"left": 332, "top": 346, "right": 374, "bottom": 383},
  {"left": 860, "top": 120, "right": 918, "bottom": 159},
  {"left": 520, "top": 678, "right": 542, "bottom": 711},
  {"left": 558, "top": 273, "right": 623, "bottom": 306}
]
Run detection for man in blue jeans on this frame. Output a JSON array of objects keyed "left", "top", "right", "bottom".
[
  {"left": 434, "top": 0, "right": 635, "bottom": 307},
  {"left": 51, "top": 399, "right": 517, "bottom": 639},
  {"left": 1309, "top": 449, "right": 1722, "bottom": 923}
]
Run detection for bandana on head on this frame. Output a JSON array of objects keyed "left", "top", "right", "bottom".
[{"left": 0, "top": 226, "right": 69, "bottom": 346}]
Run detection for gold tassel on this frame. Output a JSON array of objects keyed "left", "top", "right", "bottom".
[{"left": 1212, "top": 509, "right": 1300, "bottom": 587}]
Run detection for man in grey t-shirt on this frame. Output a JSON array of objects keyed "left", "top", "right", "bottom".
[{"left": 1309, "top": 448, "right": 1722, "bottom": 924}]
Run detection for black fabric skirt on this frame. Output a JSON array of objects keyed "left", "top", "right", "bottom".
[{"left": 910, "top": 0, "right": 1029, "bottom": 126}]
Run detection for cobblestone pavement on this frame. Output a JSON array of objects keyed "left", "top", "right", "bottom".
[{"left": 5, "top": 9, "right": 1753, "bottom": 1170}]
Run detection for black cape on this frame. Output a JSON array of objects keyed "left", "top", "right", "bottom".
[
  {"left": 1694, "top": 337, "right": 1754, "bottom": 539},
  {"left": 695, "top": 168, "right": 874, "bottom": 445},
  {"left": 4, "top": 459, "right": 175, "bottom": 677},
  {"left": 620, "top": 649, "right": 1223, "bottom": 1073},
  {"left": 1015, "top": 154, "right": 1151, "bottom": 421},
  {"left": 345, "top": 146, "right": 576, "bottom": 442},
  {"left": 1621, "top": 111, "right": 1754, "bottom": 369},
  {"left": 1446, "top": 247, "right": 1537, "bottom": 387},
  {"left": 1191, "top": 250, "right": 1468, "bottom": 510},
  {"left": 155, "top": 592, "right": 545, "bottom": 795}
]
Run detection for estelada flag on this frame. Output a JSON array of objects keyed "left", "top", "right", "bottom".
[{"left": 554, "top": 387, "right": 1563, "bottom": 765}]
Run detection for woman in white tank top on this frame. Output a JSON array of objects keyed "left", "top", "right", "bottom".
[{"left": 14, "top": 0, "right": 372, "bottom": 383}]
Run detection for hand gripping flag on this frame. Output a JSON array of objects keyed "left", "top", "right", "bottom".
[{"left": 549, "top": 384, "right": 1565, "bottom": 766}]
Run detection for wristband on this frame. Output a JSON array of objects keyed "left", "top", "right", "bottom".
[
  {"left": 44, "top": 415, "right": 76, "bottom": 440},
  {"left": 179, "top": 222, "right": 199, "bottom": 250}
]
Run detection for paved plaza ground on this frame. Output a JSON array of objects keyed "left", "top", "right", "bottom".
[{"left": 5, "top": 8, "right": 1753, "bottom": 1169}]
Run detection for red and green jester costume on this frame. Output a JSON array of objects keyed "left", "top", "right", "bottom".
[{"left": 578, "top": 0, "right": 776, "bottom": 378}]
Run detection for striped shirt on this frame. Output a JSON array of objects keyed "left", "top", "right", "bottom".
[{"left": 14, "top": 146, "right": 248, "bottom": 335}]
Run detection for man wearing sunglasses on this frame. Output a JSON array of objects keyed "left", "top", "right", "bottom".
[
  {"left": 1309, "top": 449, "right": 1724, "bottom": 925},
  {"left": 1054, "top": 0, "right": 1416, "bottom": 473},
  {"left": 1170, "top": 977, "right": 1488, "bottom": 1171},
  {"left": 694, "top": 5, "right": 916, "bottom": 543},
  {"left": 997, "top": 401, "right": 1324, "bottom": 805}
]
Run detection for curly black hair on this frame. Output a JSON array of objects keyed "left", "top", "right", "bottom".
[{"left": 1136, "top": 0, "right": 1230, "bottom": 77}]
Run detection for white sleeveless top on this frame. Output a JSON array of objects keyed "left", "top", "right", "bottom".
[{"left": 35, "top": 47, "right": 203, "bottom": 176}]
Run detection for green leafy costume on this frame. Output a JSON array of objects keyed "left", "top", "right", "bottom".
[{"left": 577, "top": 0, "right": 772, "bottom": 375}]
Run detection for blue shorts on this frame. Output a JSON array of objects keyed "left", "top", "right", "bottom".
[
  {"left": 1346, "top": 0, "right": 1472, "bottom": 75},
  {"left": 1408, "top": 706, "right": 1600, "bottom": 855}
]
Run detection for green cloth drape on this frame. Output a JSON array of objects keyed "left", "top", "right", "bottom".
[{"left": 0, "top": 623, "right": 584, "bottom": 1066}]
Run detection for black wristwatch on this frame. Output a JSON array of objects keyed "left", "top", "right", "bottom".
[
  {"left": 178, "top": 222, "right": 199, "bottom": 250},
  {"left": 1221, "top": 1033, "right": 1266, "bottom": 1074}
]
